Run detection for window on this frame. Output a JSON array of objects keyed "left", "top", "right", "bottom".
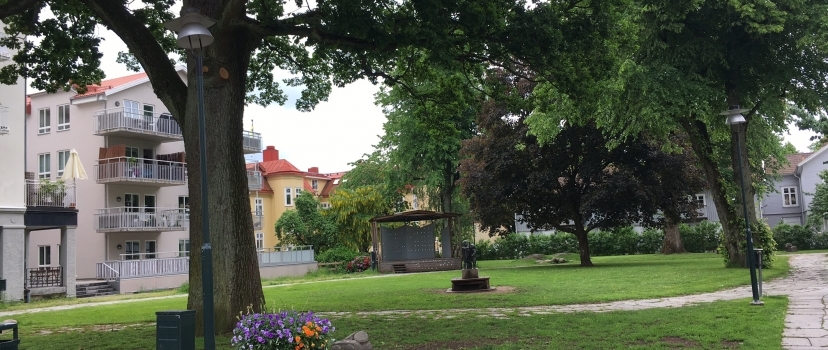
[
  {"left": 145, "top": 240, "right": 156, "bottom": 259},
  {"left": 321, "top": 202, "right": 331, "bottom": 209},
  {"left": 57, "top": 150, "right": 70, "bottom": 177},
  {"left": 144, "top": 195, "right": 156, "bottom": 213},
  {"left": 124, "top": 193, "right": 139, "bottom": 212},
  {"left": 178, "top": 239, "right": 190, "bottom": 257},
  {"left": 57, "top": 104, "right": 70, "bottom": 131},
  {"left": 312, "top": 180, "right": 318, "bottom": 191},
  {"left": 412, "top": 194, "right": 419, "bottom": 210},
  {"left": 179, "top": 196, "right": 189, "bottom": 212},
  {"left": 285, "top": 188, "right": 292, "bottom": 206},
  {"left": 38, "top": 108, "right": 50, "bottom": 134},
  {"left": 695, "top": 194, "right": 706, "bottom": 207},
  {"left": 125, "top": 240, "right": 140, "bottom": 260},
  {"left": 254, "top": 198, "right": 263, "bottom": 216},
  {"left": 125, "top": 146, "right": 140, "bottom": 159},
  {"left": 143, "top": 104, "right": 154, "bottom": 119},
  {"left": 783, "top": 187, "right": 798, "bottom": 207},
  {"left": 38, "top": 153, "right": 51, "bottom": 179},
  {"left": 38, "top": 246, "right": 51, "bottom": 266},
  {"left": 124, "top": 100, "right": 141, "bottom": 119},
  {"left": 295, "top": 188, "right": 302, "bottom": 198},
  {"left": 255, "top": 232, "right": 263, "bottom": 250}
]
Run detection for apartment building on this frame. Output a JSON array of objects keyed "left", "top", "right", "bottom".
[
  {"left": 247, "top": 146, "right": 345, "bottom": 250},
  {"left": 0, "top": 22, "right": 78, "bottom": 301},
  {"left": 26, "top": 70, "right": 264, "bottom": 293}
]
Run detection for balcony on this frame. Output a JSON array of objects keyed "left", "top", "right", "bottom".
[
  {"left": 243, "top": 130, "right": 263, "bottom": 154},
  {"left": 248, "top": 170, "right": 263, "bottom": 191},
  {"left": 93, "top": 107, "right": 182, "bottom": 142},
  {"left": 94, "top": 207, "right": 188, "bottom": 233},
  {"left": 96, "top": 157, "right": 187, "bottom": 187},
  {"left": 26, "top": 179, "right": 77, "bottom": 208},
  {"left": 0, "top": 105, "right": 8, "bottom": 135},
  {"left": 253, "top": 212, "right": 263, "bottom": 230}
]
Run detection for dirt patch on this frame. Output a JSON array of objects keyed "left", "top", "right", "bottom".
[
  {"left": 522, "top": 254, "right": 546, "bottom": 260},
  {"left": 391, "top": 336, "right": 521, "bottom": 350},
  {"left": 661, "top": 336, "right": 701, "bottom": 348},
  {"left": 430, "top": 286, "right": 518, "bottom": 294},
  {"left": 34, "top": 323, "right": 153, "bottom": 335},
  {"left": 721, "top": 339, "right": 742, "bottom": 348}
]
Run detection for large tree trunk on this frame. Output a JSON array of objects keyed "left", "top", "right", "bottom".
[
  {"left": 681, "top": 119, "right": 745, "bottom": 267},
  {"left": 184, "top": 20, "right": 264, "bottom": 335},
  {"left": 661, "top": 217, "right": 685, "bottom": 254},
  {"left": 574, "top": 227, "right": 594, "bottom": 267}
]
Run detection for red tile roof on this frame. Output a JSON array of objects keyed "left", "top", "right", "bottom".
[
  {"left": 779, "top": 152, "right": 812, "bottom": 175},
  {"left": 259, "top": 159, "right": 303, "bottom": 175},
  {"left": 72, "top": 72, "right": 148, "bottom": 98}
]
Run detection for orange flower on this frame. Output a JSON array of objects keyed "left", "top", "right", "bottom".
[
  {"left": 303, "top": 326, "right": 315, "bottom": 336},
  {"left": 295, "top": 336, "right": 302, "bottom": 343}
]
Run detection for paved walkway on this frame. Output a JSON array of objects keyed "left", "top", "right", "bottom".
[{"left": 0, "top": 254, "right": 825, "bottom": 349}]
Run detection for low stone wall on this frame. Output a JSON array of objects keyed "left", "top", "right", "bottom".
[{"left": 259, "top": 262, "right": 317, "bottom": 279}]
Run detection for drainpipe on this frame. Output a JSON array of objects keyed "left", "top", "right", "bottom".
[{"left": 793, "top": 171, "right": 805, "bottom": 225}]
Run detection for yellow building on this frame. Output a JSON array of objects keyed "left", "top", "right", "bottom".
[{"left": 246, "top": 146, "right": 345, "bottom": 250}]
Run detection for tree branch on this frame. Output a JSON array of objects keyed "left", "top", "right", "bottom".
[
  {"left": 241, "top": 16, "right": 394, "bottom": 52},
  {"left": 80, "top": 0, "right": 188, "bottom": 124},
  {"left": 0, "top": 0, "right": 43, "bottom": 20}
]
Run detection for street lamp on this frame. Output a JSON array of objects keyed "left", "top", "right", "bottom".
[
  {"left": 721, "top": 104, "right": 763, "bottom": 306},
  {"left": 164, "top": 9, "right": 218, "bottom": 349}
]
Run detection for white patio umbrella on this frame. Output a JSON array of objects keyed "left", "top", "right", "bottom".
[{"left": 61, "top": 149, "right": 88, "bottom": 181}]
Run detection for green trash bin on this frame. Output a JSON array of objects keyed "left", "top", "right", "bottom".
[
  {"left": 156, "top": 310, "right": 195, "bottom": 350},
  {"left": 0, "top": 319, "right": 20, "bottom": 350}
]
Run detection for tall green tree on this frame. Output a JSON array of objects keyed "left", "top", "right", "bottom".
[
  {"left": 275, "top": 191, "right": 337, "bottom": 252},
  {"left": 526, "top": 0, "right": 827, "bottom": 267},
  {"left": 0, "top": 0, "right": 638, "bottom": 332},
  {"left": 807, "top": 170, "right": 828, "bottom": 230}
]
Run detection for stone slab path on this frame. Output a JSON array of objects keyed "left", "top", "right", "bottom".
[{"left": 0, "top": 253, "right": 824, "bottom": 349}]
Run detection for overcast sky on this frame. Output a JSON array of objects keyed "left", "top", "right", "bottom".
[{"left": 46, "top": 14, "right": 822, "bottom": 174}]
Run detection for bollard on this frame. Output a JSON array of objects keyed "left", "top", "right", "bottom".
[
  {"left": 156, "top": 310, "right": 196, "bottom": 350},
  {"left": 753, "top": 248, "right": 764, "bottom": 297}
]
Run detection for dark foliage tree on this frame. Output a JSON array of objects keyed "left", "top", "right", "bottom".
[
  {"left": 460, "top": 70, "right": 702, "bottom": 266},
  {"left": 274, "top": 191, "right": 337, "bottom": 252}
]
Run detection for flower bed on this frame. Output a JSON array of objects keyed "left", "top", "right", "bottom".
[
  {"left": 232, "top": 308, "right": 335, "bottom": 350},
  {"left": 345, "top": 256, "right": 371, "bottom": 273}
]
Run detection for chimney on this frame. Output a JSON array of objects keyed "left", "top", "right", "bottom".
[
  {"left": 263, "top": 146, "right": 279, "bottom": 162},
  {"left": 308, "top": 167, "right": 319, "bottom": 173}
]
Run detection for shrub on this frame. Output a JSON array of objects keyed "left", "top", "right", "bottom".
[
  {"left": 639, "top": 228, "right": 664, "bottom": 254},
  {"left": 719, "top": 220, "right": 776, "bottom": 268},
  {"left": 772, "top": 223, "right": 814, "bottom": 250},
  {"left": 232, "top": 308, "right": 335, "bottom": 350},
  {"left": 548, "top": 232, "right": 579, "bottom": 253},
  {"left": 813, "top": 231, "right": 828, "bottom": 249},
  {"left": 345, "top": 256, "right": 372, "bottom": 273},
  {"left": 588, "top": 227, "right": 640, "bottom": 256},
  {"left": 316, "top": 246, "right": 361, "bottom": 264},
  {"left": 681, "top": 221, "right": 721, "bottom": 253}
]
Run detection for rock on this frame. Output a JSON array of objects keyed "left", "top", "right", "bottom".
[
  {"left": 522, "top": 254, "right": 546, "bottom": 260},
  {"left": 331, "top": 331, "right": 372, "bottom": 350}
]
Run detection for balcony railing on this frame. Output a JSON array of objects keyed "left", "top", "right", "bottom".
[
  {"left": 96, "top": 157, "right": 187, "bottom": 186},
  {"left": 25, "top": 179, "right": 77, "bottom": 208},
  {"left": 27, "top": 266, "right": 63, "bottom": 288},
  {"left": 243, "top": 130, "right": 263, "bottom": 154},
  {"left": 0, "top": 105, "right": 8, "bottom": 135},
  {"left": 94, "top": 207, "right": 188, "bottom": 233},
  {"left": 96, "top": 254, "right": 188, "bottom": 280},
  {"left": 93, "top": 107, "right": 182, "bottom": 142},
  {"left": 253, "top": 212, "right": 263, "bottom": 230},
  {"left": 257, "top": 245, "right": 315, "bottom": 266},
  {"left": 248, "top": 170, "right": 262, "bottom": 191}
]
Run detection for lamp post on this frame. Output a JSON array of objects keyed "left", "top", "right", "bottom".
[
  {"left": 164, "top": 10, "right": 217, "bottom": 349},
  {"left": 721, "top": 104, "right": 763, "bottom": 306}
]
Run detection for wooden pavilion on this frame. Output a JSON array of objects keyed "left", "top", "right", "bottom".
[{"left": 370, "top": 210, "right": 462, "bottom": 273}]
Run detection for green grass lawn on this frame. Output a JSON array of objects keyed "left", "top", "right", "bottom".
[
  {"left": 14, "top": 297, "right": 788, "bottom": 349},
  {"left": 0, "top": 253, "right": 794, "bottom": 349}
]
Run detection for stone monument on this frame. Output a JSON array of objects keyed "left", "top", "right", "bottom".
[{"left": 449, "top": 240, "right": 492, "bottom": 292}]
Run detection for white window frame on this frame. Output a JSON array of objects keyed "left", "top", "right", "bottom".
[
  {"left": 57, "top": 104, "right": 70, "bottom": 131},
  {"left": 38, "top": 108, "right": 50, "bottom": 134},
  {"left": 125, "top": 146, "right": 140, "bottom": 159},
  {"left": 295, "top": 188, "right": 302, "bottom": 198},
  {"left": 782, "top": 186, "right": 799, "bottom": 207},
  {"left": 124, "top": 100, "right": 141, "bottom": 119},
  {"left": 254, "top": 198, "right": 263, "bottom": 216},
  {"left": 285, "top": 188, "right": 292, "bottom": 206},
  {"left": 179, "top": 239, "right": 190, "bottom": 257},
  {"left": 57, "top": 150, "right": 70, "bottom": 177},
  {"left": 695, "top": 194, "right": 706, "bottom": 207},
  {"left": 321, "top": 202, "right": 331, "bottom": 209},
  {"left": 38, "top": 245, "right": 51, "bottom": 266},
  {"left": 125, "top": 240, "right": 140, "bottom": 260},
  {"left": 38, "top": 153, "right": 51, "bottom": 179},
  {"left": 255, "top": 232, "right": 264, "bottom": 250},
  {"left": 124, "top": 193, "right": 140, "bottom": 212},
  {"left": 312, "top": 180, "right": 318, "bottom": 191}
]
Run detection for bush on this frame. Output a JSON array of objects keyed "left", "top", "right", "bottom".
[
  {"left": 588, "top": 227, "right": 640, "bottom": 256},
  {"left": 772, "top": 223, "right": 814, "bottom": 250},
  {"left": 719, "top": 220, "right": 776, "bottom": 268},
  {"left": 681, "top": 221, "right": 721, "bottom": 253},
  {"left": 345, "top": 256, "right": 372, "bottom": 273},
  {"left": 316, "top": 246, "right": 362, "bottom": 264},
  {"left": 639, "top": 228, "right": 664, "bottom": 254},
  {"left": 813, "top": 231, "right": 828, "bottom": 249}
]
